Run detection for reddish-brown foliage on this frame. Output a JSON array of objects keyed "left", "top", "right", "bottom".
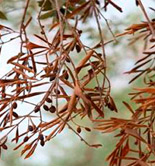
[{"left": 0, "top": 0, "right": 154, "bottom": 165}]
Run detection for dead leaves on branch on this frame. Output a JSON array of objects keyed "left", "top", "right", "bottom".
[
  {"left": 0, "top": 0, "right": 154, "bottom": 164},
  {"left": 93, "top": 2, "right": 155, "bottom": 164},
  {"left": 95, "top": 21, "right": 155, "bottom": 165},
  {"left": 0, "top": 5, "right": 111, "bottom": 158},
  {"left": 103, "top": 0, "right": 123, "bottom": 13},
  {"left": 121, "top": 22, "right": 155, "bottom": 36}
]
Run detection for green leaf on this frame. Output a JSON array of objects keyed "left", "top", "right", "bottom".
[{"left": 0, "top": 11, "right": 7, "bottom": 20}]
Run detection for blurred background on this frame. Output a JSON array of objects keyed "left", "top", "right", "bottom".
[{"left": 0, "top": 0, "right": 154, "bottom": 166}]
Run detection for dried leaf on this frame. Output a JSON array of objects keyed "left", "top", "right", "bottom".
[
  {"left": 25, "top": 42, "right": 48, "bottom": 50},
  {"left": 24, "top": 143, "right": 37, "bottom": 159}
]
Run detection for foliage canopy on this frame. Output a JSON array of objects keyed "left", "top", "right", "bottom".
[{"left": 0, "top": 0, "right": 154, "bottom": 165}]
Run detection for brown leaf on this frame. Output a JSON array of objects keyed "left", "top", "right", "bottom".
[
  {"left": 125, "top": 128, "right": 147, "bottom": 144},
  {"left": 10, "top": 62, "right": 34, "bottom": 73},
  {"left": 21, "top": 143, "right": 33, "bottom": 156},
  {"left": 0, "top": 136, "right": 7, "bottom": 146},
  {"left": 76, "top": 50, "right": 94, "bottom": 73},
  {"left": 7, "top": 53, "right": 25, "bottom": 63},
  {"left": 13, "top": 68, "right": 36, "bottom": 80},
  {"left": 109, "top": 1, "right": 122, "bottom": 12},
  {"left": 13, "top": 139, "right": 27, "bottom": 150},
  {"left": 9, "top": 107, "right": 13, "bottom": 125},
  {"left": 25, "top": 42, "right": 48, "bottom": 50},
  {"left": 49, "top": 1, "right": 90, "bottom": 30},
  {"left": 91, "top": 144, "right": 102, "bottom": 148},
  {"left": 109, "top": 96, "right": 118, "bottom": 112},
  {"left": 121, "top": 139, "right": 129, "bottom": 157},
  {"left": 24, "top": 143, "right": 37, "bottom": 159},
  {"left": 134, "top": 88, "right": 155, "bottom": 94},
  {"left": 123, "top": 101, "right": 134, "bottom": 114}
]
